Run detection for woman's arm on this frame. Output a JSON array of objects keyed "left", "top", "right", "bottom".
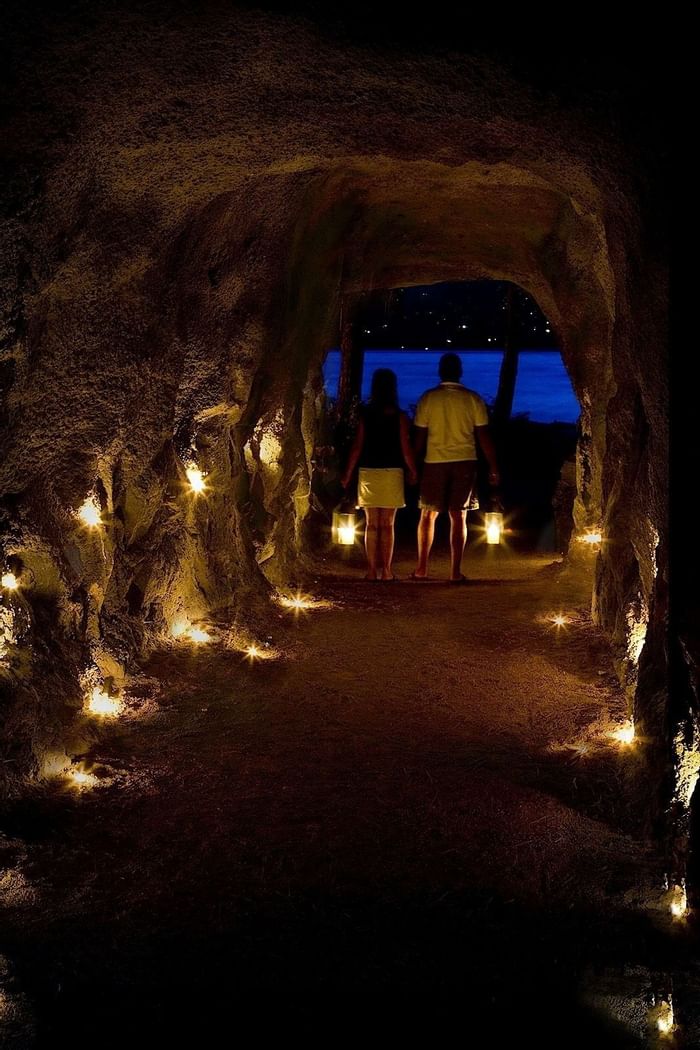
[
  {"left": 339, "top": 419, "right": 365, "bottom": 488},
  {"left": 400, "top": 413, "right": 418, "bottom": 486}
]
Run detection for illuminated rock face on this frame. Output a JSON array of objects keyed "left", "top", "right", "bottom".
[{"left": 0, "top": 8, "right": 670, "bottom": 793}]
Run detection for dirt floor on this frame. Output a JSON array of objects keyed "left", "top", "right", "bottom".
[{"left": 0, "top": 538, "right": 694, "bottom": 1046}]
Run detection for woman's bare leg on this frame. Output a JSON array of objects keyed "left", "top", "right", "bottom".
[
  {"left": 364, "top": 508, "right": 380, "bottom": 579},
  {"left": 378, "top": 508, "right": 397, "bottom": 579}
]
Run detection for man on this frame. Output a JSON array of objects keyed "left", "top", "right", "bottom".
[{"left": 411, "top": 352, "right": 500, "bottom": 582}]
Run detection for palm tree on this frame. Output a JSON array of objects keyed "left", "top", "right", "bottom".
[{"left": 493, "top": 283, "right": 519, "bottom": 424}]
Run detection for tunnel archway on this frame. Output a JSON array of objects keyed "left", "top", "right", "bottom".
[{"left": 1, "top": 7, "right": 681, "bottom": 1038}]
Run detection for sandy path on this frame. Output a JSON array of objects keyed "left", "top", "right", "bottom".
[{"left": 0, "top": 546, "right": 670, "bottom": 1046}]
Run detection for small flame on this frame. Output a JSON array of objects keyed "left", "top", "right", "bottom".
[
  {"left": 186, "top": 466, "right": 206, "bottom": 494},
  {"left": 1, "top": 572, "right": 18, "bottom": 591},
  {"left": 78, "top": 495, "right": 102, "bottom": 528},
  {"left": 87, "top": 687, "right": 122, "bottom": 718},
  {"left": 611, "top": 721, "right": 635, "bottom": 745}
]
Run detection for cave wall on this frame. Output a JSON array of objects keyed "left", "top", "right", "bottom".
[{"left": 0, "top": 1, "right": 676, "bottom": 860}]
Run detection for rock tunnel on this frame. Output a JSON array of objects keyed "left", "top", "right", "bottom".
[{"left": 0, "top": 4, "right": 687, "bottom": 1041}]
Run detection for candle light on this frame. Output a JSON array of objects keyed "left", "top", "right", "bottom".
[
  {"left": 86, "top": 687, "right": 122, "bottom": 718},
  {"left": 1, "top": 572, "right": 18, "bottom": 591},
  {"left": 669, "top": 881, "right": 688, "bottom": 920},
  {"left": 186, "top": 465, "right": 206, "bottom": 494},
  {"left": 333, "top": 511, "right": 357, "bottom": 546},
  {"left": 78, "top": 495, "right": 102, "bottom": 528},
  {"left": 484, "top": 511, "right": 504, "bottom": 545},
  {"left": 579, "top": 529, "right": 602, "bottom": 545},
  {"left": 611, "top": 721, "right": 635, "bottom": 746}
]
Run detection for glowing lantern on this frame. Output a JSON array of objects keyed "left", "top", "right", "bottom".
[
  {"left": 87, "top": 687, "right": 122, "bottom": 718},
  {"left": 549, "top": 614, "right": 570, "bottom": 629},
  {"left": 246, "top": 644, "right": 262, "bottom": 660},
  {"left": 484, "top": 512, "right": 504, "bottom": 545},
  {"left": 670, "top": 881, "right": 688, "bottom": 920},
  {"left": 186, "top": 465, "right": 206, "bottom": 494},
  {"left": 333, "top": 510, "right": 357, "bottom": 546},
  {"left": 655, "top": 998, "right": 674, "bottom": 1036},
  {"left": 611, "top": 721, "right": 635, "bottom": 746},
  {"left": 1, "top": 572, "right": 18, "bottom": 591},
  {"left": 78, "top": 495, "right": 102, "bottom": 528}
]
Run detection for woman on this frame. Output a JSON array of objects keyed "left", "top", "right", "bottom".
[{"left": 340, "top": 369, "right": 417, "bottom": 581}]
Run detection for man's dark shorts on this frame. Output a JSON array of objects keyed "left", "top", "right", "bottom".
[{"left": 419, "top": 461, "right": 477, "bottom": 512}]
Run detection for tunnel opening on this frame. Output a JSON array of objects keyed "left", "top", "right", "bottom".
[{"left": 315, "top": 279, "right": 580, "bottom": 559}]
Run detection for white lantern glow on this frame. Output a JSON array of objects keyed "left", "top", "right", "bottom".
[
  {"left": 1, "top": 572, "right": 18, "bottom": 591},
  {"left": 484, "top": 512, "right": 504, "bottom": 545},
  {"left": 333, "top": 511, "right": 356, "bottom": 546}
]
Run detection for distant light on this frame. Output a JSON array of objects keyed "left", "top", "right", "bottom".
[
  {"left": 186, "top": 466, "right": 206, "bottom": 494},
  {"left": 78, "top": 495, "right": 102, "bottom": 528},
  {"left": 446, "top": 339, "right": 451, "bottom": 344},
  {"left": 87, "top": 687, "right": 122, "bottom": 718},
  {"left": 549, "top": 614, "right": 570, "bottom": 629},
  {"left": 246, "top": 644, "right": 262, "bottom": 660},
  {"left": 1, "top": 572, "right": 18, "bottom": 591},
  {"left": 611, "top": 721, "right": 635, "bottom": 746},
  {"left": 461, "top": 324, "right": 467, "bottom": 329}
]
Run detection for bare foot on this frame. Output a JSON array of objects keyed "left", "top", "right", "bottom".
[
  {"left": 364, "top": 571, "right": 378, "bottom": 581},
  {"left": 380, "top": 571, "right": 396, "bottom": 581},
  {"left": 408, "top": 570, "right": 428, "bottom": 581}
]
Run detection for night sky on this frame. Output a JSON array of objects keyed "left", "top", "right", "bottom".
[{"left": 352, "top": 281, "right": 556, "bottom": 350}]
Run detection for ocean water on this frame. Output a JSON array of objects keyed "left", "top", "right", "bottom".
[{"left": 323, "top": 349, "right": 579, "bottom": 424}]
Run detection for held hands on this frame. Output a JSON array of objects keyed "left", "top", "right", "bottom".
[{"left": 407, "top": 469, "right": 418, "bottom": 487}]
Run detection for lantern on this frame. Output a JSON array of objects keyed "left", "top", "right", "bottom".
[
  {"left": 484, "top": 511, "right": 504, "bottom": 545},
  {"left": 333, "top": 510, "right": 357, "bottom": 546}
]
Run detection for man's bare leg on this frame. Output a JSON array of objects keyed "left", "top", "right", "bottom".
[
  {"left": 448, "top": 509, "right": 468, "bottom": 580},
  {"left": 415, "top": 509, "right": 438, "bottom": 578},
  {"left": 364, "top": 508, "right": 380, "bottom": 579},
  {"left": 378, "top": 508, "right": 397, "bottom": 579}
]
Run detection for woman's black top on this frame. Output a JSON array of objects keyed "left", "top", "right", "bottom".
[{"left": 358, "top": 405, "right": 405, "bottom": 469}]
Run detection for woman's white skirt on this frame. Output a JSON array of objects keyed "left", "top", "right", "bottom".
[{"left": 357, "top": 467, "right": 405, "bottom": 509}]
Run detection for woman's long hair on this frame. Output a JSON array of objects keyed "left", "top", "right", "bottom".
[{"left": 368, "top": 368, "right": 399, "bottom": 412}]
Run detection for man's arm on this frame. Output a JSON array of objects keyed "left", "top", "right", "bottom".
[{"left": 475, "top": 425, "right": 500, "bottom": 487}]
